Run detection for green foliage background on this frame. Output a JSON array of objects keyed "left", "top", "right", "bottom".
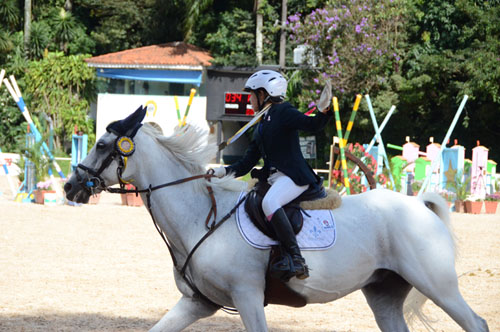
[{"left": 0, "top": 0, "right": 498, "bottom": 166}]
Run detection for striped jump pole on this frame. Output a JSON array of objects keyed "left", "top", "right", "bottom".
[
  {"left": 333, "top": 97, "right": 351, "bottom": 195},
  {"left": 365, "top": 95, "right": 396, "bottom": 190},
  {"left": 418, "top": 95, "right": 469, "bottom": 196},
  {"left": 334, "top": 94, "right": 362, "bottom": 170},
  {"left": 2, "top": 75, "right": 66, "bottom": 180},
  {"left": 181, "top": 88, "right": 196, "bottom": 127},
  {"left": 174, "top": 95, "right": 182, "bottom": 127}
]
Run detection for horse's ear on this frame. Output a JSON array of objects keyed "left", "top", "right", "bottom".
[{"left": 106, "top": 105, "right": 147, "bottom": 138}]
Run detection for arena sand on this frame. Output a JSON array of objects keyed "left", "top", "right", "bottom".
[{"left": 0, "top": 178, "right": 498, "bottom": 331}]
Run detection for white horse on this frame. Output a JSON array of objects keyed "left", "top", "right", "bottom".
[{"left": 64, "top": 108, "right": 488, "bottom": 332}]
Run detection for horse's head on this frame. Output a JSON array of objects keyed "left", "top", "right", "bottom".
[{"left": 64, "top": 105, "right": 146, "bottom": 203}]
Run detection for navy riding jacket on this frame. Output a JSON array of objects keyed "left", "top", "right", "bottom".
[{"left": 226, "top": 102, "right": 332, "bottom": 188}]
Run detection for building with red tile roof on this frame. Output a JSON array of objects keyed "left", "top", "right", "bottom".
[
  {"left": 88, "top": 42, "right": 214, "bottom": 139},
  {"left": 86, "top": 41, "right": 213, "bottom": 70}
]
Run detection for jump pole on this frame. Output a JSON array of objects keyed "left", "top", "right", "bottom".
[
  {"left": 181, "top": 88, "right": 196, "bottom": 127},
  {"left": 365, "top": 95, "right": 396, "bottom": 189},
  {"left": 174, "top": 95, "right": 182, "bottom": 127},
  {"left": 0, "top": 70, "right": 17, "bottom": 198},
  {"left": 333, "top": 94, "right": 362, "bottom": 170},
  {"left": 418, "top": 95, "right": 468, "bottom": 196},
  {"left": 350, "top": 105, "right": 395, "bottom": 179},
  {"left": 2, "top": 76, "right": 66, "bottom": 180},
  {"left": 332, "top": 97, "right": 351, "bottom": 195}
]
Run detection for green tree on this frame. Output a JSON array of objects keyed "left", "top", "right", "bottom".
[
  {"left": 205, "top": 8, "right": 257, "bottom": 66},
  {"left": 24, "top": 52, "right": 97, "bottom": 150},
  {"left": 394, "top": 0, "right": 500, "bottom": 162}
]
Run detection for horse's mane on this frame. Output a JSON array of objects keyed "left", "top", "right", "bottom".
[{"left": 141, "top": 123, "right": 247, "bottom": 193}]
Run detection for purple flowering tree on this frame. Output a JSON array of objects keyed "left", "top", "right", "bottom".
[{"left": 288, "top": 0, "right": 406, "bottom": 108}]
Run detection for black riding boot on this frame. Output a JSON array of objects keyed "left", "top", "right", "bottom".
[{"left": 269, "top": 208, "right": 309, "bottom": 281}]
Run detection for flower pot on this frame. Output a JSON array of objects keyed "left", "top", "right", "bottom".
[
  {"left": 88, "top": 193, "right": 101, "bottom": 205},
  {"left": 464, "top": 201, "right": 482, "bottom": 214},
  {"left": 454, "top": 199, "right": 464, "bottom": 213},
  {"left": 120, "top": 184, "right": 143, "bottom": 207},
  {"left": 484, "top": 201, "right": 498, "bottom": 214},
  {"left": 121, "top": 193, "right": 143, "bottom": 207},
  {"left": 33, "top": 190, "right": 56, "bottom": 204}
]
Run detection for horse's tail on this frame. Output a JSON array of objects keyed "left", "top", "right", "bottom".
[{"left": 403, "top": 192, "right": 457, "bottom": 329}]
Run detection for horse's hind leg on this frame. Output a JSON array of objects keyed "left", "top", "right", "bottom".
[
  {"left": 412, "top": 274, "right": 489, "bottom": 332},
  {"left": 399, "top": 237, "right": 489, "bottom": 331},
  {"left": 362, "top": 269, "right": 413, "bottom": 332},
  {"left": 149, "top": 295, "right": 219, "bottom": 332}
]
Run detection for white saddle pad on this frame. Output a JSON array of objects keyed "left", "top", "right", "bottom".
[{"left": 235, "top": 192, "right": 336, "bottom": 250}]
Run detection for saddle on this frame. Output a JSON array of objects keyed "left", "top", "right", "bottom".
[
  {"left": 244, "top": 172, "right": 328, "bottom": 307},
  {"left": 244, "top": 179, "right": 326, "bottom": 240}
]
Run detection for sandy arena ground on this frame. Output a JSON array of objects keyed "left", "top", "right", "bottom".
[{"left": 0, "top": 177, "right": 499, "bottom": 332}]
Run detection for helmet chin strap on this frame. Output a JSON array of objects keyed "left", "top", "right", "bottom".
[{"left": 256, "top": 92, "right": 271, "bottom": 112}]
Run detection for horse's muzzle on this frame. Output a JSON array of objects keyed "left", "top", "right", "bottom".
[{"left": 64, "top": 177, "right": 91, "bottom": 203}]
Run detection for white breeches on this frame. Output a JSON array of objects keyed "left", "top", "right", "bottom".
[{"left": 262, "top": 170, "right": 308, "bottom": 218}]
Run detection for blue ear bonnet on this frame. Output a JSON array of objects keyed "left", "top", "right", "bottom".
[{"left": 106, "top": 105, "right": 147, "bottom": 138}]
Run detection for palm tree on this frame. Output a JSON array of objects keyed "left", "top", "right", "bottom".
[
  {"left": 183, "top": 0, "right": 213, "bottom": 40},
  {"left": 0, "top": 0, "right": 21, "bottom": 30},
  {"left": 52, "top": 8, "right": 76, "bottom": 53},
  {"left": 24, "top": 0, "right": 31, "bottom": 59}
]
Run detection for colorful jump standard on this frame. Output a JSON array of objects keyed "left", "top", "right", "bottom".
[
  {"left": 333, "top": 97, "right": 351, "bottom": 195},
  {"left": 2, "top": 76, "right": 66, "bottom": 179},
  {"left": 334, "top": 94, "right": 362, "bottom": 170},
  {"left": 418, "top": 95, "right": 469, "bottom": 196},
  {"left": 181, "top": 88, "right": 196, "bottom": 127}
]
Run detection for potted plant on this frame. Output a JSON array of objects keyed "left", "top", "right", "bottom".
[
  {"left": 446, "top": 171, "right": 470, "bottom": 213},
  {"left": 121, "top": 184, "right": 143, "bottom": 207},
  {"left": 34, "top": 179, "right": 56, "bottom": 204},
  {"left": 411, "top": 180, "right": 423, "bottom": 196},
  {"left": 464, "top": 196, "right": 483, "bottom": 214},
  {"left": 16, "top": 139, "right": 52, "bottom": 203},
  {"left": 484, "top": 193, "right": 500, "bottom": 214}
]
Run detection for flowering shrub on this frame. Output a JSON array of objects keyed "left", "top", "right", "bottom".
[
  {"left": 36, "top": 179, "right": 53, "bottom": 190},
  {"left": 331, "top": 142, "right": 380, "bottom": 194},
  {"left": 287, "top": 0, "right": 406, "bottom": 107},
  {"left": 485, "top": 193, "right": 500, "bottom": 201}
]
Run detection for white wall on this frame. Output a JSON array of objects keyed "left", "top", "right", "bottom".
[{"left": 96, "top": 93, "right": 209, "bottom": 139}]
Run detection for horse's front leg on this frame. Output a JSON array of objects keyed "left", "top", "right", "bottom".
[
  {"left": 231, "top": 287, "right": 268, "bottom": 332},
  {"left": 149, "top": 295, "right": 219, "bottom": 332}
]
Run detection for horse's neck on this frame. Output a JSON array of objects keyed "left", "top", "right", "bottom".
[{"left": 131, "top": 146, "right": 238, "bottom": 261}]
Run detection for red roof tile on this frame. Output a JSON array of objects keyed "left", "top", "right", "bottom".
[{"left": 86, "top": 42, "right": 213, "bottom": 69}]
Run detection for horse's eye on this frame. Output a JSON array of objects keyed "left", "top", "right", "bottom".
[{"left": 96, "top": 142, "right": 106, "bottom": 150}]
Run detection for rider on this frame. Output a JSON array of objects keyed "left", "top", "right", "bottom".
[{"left": 212, "top": 70, "right": 332, "bottom": 280}]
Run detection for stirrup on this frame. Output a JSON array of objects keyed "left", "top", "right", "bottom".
[
  {"left": 270, "top": 253, "right": 309, "bottom": 281},
  {"left": 292, "top": 256, "right": 309, "bottom": 280}
]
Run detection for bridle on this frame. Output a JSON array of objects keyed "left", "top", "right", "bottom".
[{"left": 74, "top": 129, "right": 246, "bottom": 313}]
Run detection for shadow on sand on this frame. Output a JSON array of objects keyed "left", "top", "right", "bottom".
[{"left": 0, "top": 312, "right": 338, "bottom": 332}]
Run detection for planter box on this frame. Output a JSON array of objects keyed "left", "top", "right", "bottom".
[
  {"left": 484, "top": 201, "right": 498, "bottom": 214},
  {"left": 464, "top": 201, "right": 482, "bottom": 214}
]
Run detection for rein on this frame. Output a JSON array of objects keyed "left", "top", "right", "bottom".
[
  {"left": 78, "top": 156, "right": 246, "bottom": 311},
  {"left": 105, "top": 174, "right": 246, "bottom": 312},
  {"left": 75, "top": 125, "right": 246, "bottom": 311}
]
